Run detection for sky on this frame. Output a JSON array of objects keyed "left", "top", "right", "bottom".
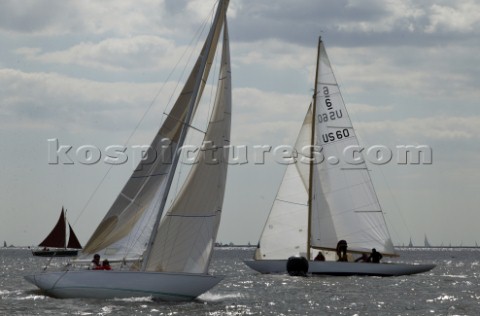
[{"left": 1, "top": 0, "right": 479, "bottom": 248}]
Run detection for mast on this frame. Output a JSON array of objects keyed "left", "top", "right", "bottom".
[
  {"left": 141, "top": 0, "right": 228, "bottom": 270},
  {"left": 307, "top": 37, "right": 322, "bottom": 260}
]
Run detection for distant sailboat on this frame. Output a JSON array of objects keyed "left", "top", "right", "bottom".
[
  {"left": 3, "top": 241, "right": 6, "bottom": 248},
  {"left": 424, "top": 234, "right": 432, "bottom": 248},
  {"left": 26, "top": 0, "right": 231, "bottom": 300},
  {"left": 244, "top": 37, "right": 435, "bottom": 276},
  {"left": 408, "top": 238, "right": 413, "bottom": 247},
  {"left": 32, "top": 207, "right": 82, "bottom": 257}
]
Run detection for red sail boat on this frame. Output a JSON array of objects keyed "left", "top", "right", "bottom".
[{"left": 32, "top": 207, "right": 82, "bottom": 257}]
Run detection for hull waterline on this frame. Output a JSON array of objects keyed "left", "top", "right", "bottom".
[
  {"left": 24, "top": 270, "right": 223, "bottom": 300},
  {"left": 32, "top": 250, "right": 79, "bottom": 257},
  {"left": 244, "top": 260, "right": 435, "bottom": 276}
]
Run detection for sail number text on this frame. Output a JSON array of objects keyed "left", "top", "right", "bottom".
[
  {"left": 317, "top": 86, "right": 343, "bottom": 123},
  {"left": 318, "top": 86, "right": 349, "bottom": 144}
]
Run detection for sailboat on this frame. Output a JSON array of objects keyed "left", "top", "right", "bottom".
[
  {"left": 25, "top": 0, "right": 231, "bottom": 300},
  {"left": 244, "top": 38, "right": 435, "bottom": 276},
  {"left": 32, "top": 207, "right": 82, "bottom": 257},
  {"left": 424, "top": 234, "right": 432, "bottom": 247},
  {"left": 408, "top": 238, "right": 413, "bottom": 247}
]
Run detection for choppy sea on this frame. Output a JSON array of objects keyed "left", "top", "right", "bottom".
[{"left": 0, "top": 247, "right": 479, "bottom": 315}]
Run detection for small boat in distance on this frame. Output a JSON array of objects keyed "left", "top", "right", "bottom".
[
  {"left": 32, "top": 207, "right": 82, "bottom": 257},
  {"left": 244, "top": 37, "right": 435, "bottom": 277},
  {"left": 424, "top": 234, "right": 432, "bottom": 247}
]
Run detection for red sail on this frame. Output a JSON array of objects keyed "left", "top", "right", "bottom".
[
  {"left": 67, "top": 223, "right": 82, "bottom": 249},
  {"left": 38, "top": 208, "right": 66, "bottom": 248}
]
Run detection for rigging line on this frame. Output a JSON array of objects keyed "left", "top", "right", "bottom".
[
  {"left": 276, "top": 198, "right": 308, "bottom": 207},
  {"left": 131, "top": 172, "right": 168, "bottom": 179},
  {"left": 71, "top": 8, "right": 215, "bottom": 227},
  {"left": 124, "top": 182, "right": 165, "bottom": 259},
  {"left": 165, "top": 213, "right": 219, "bottom": 218},
  {"left": 161, "top": 112, "right": 207, "bottom": 134},
  {"left": 163, "top": 1, "right": 218, "bottom": 117}
]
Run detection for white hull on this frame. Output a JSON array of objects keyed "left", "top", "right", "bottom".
[
  {"left": 244, "top": 260, "right": 435, "bottom": 276},
  {"left": 24, "top": 270, "right": 223, "bottom": 300}
]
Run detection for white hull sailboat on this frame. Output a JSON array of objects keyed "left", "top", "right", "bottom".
[
  {"left": 26, "top": 0, "right": 232, "bottom": 300},
  {"left": 24, "top": 271, "right": 222, "bottom": 300},
  {"left": 245, "top": 260, "right": 435, "bottom": 277},
  {"left": 244, "top": 38, "right": 435, "bottom": 277}
]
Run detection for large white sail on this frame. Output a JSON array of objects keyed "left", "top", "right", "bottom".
[
  {"left": 80, "top": 0, "right": 229, "bottom": 264},
  {"left": 310, "top": 40, "right": 395, "bottom": 255},
  {"left": 145, "top": 18, "right": 231, "bottom": 273},
  {"left": 254, "top": 105, "right": 312, "bottom": 260}
]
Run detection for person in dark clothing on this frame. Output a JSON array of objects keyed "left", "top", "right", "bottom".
[
  {"left": 368, "top": 248, "right": 383, "bottom": 263},
  {"left": 336, "top": 240, "right": 348, "bottom": 262},
  {"left": 314, "top": 251, "right": 325, "bottom": 261},
  {"left": 90, "top": 254, "right": 102, "bottom": 270}
]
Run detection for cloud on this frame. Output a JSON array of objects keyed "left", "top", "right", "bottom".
[
  {"left": 0, "top": 0, "right": 219, "bottom": 37},
  {"left": 0, "top": 68, "right": 171, "bottom": 132},
  {"left": 357, "top": 116, "right": 480, "bottom": 141},
  {"left": 16, "top": 36, "right": 182, "bottom": 72},
  {"left": 426, "top": 1, "right": 480, "bottom": 33},
  {"left": 232, "top": 87, "right": 308, "bottom": 145},
  {"left": 347, "top": 103, "right": 394, "bottom": 114}
]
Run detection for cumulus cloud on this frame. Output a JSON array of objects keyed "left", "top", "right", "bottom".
[
  {"left": 0, "top": 68, "right": 173, "bottom": 132},
  {"left": 357, "top": 116, "right": 480, "bottom": 141},
  {"left": 16, "top": 36, "right": 185, "bottom": 72}
]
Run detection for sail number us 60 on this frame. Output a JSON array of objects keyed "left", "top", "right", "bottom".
[{"left": 321, "top": 128, "right": 350, "bottom": 143}]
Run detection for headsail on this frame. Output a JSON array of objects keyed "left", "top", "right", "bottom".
[
  {"left": 67, "top": 223, "right": 82, "bottom": 249},
  {"left": 144, "top": 5, "right": 231, "bottom": 274},
  {"left": 254, "top": 105, "right": 312, "bottom": 260},
  {"left": 310, "top": 39, "right": 395, "bottom": 256}
]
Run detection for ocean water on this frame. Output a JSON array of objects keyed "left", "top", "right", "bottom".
[{"left": 0, "top": 247, "right": 479, "bottom": 315}]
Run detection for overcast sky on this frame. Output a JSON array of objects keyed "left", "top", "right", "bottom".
[{"left": 1, "top": 0, "right": 479, "bottom": 248}]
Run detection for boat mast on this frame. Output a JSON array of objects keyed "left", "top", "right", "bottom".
[
  {"left": 141, "top": 0, "right": 227, "bottom": 271},
  {"left": 307, "top": 37, "right": 322, "bottom": 260}
]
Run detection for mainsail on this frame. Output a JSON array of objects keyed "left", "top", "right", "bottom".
[
  {"left": 39, "top": 207, "right": 82, "bottom": 250},
  {"left": 309, "top": 39, "right": 395, "bottom": 256},
  {"left": 79, "top": 0, "right": 231, "bottom": 272}
]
